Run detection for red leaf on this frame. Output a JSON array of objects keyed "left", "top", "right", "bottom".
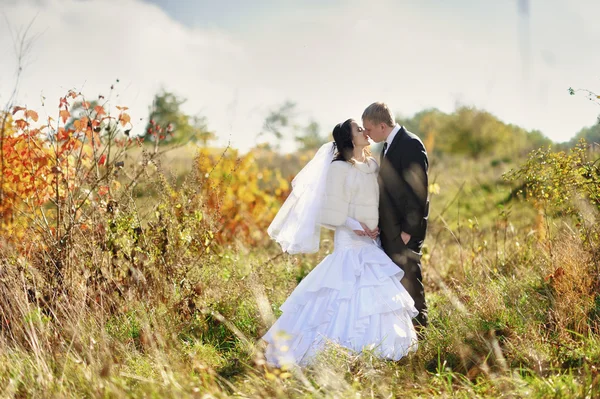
[
  {"left": 98, "top": 186, "right": 109, "bottom": 196},
  {"left": 15, "top": 119, "right": 28, "bottom": 130},
  {"left": 98, "top": 154, "right": 107, "bottom": 166},
  {"left": 57, "top": 128, "right": 69, "bottom": 141},
  {"left": 12, "top": 106, "right": 26, "bottom": 115}
]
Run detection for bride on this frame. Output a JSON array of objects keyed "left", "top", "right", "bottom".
[{"left": 262, "top": 119, "right": 419, "bottom": 367}]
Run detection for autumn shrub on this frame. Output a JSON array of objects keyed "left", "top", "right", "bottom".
[
  {"left": 0, "top": 87, "right": 297, "bottom": 359},
  {"left": 0, "top": 90, "right": 211, "bottom": 329},
  {"left": 195, "top": 147, "right": 290, "bottom": 247},
  {"left": 505, "top": 140, "right": 600, "bottom": 337}
]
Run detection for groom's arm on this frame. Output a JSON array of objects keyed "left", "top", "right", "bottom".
[
  {"left": 379, "top": 156, "right": 406, "bottom": 240},
  {"left": 399, "top": 139, "right": 428, "bottom": 238}
]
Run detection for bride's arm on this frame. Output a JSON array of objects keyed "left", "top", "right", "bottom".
[
  {"left": 319, "top": 162, "right": 351, "bottom": 228},
  {"left": 344, "top": 217, "right": 363, "bottom": 231}
]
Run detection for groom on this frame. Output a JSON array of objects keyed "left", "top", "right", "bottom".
[{"left": 362, "top": 102, "right": 430, "bottom": 330}]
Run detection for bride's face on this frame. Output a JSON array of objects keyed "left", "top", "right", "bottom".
[{"left": 350, "top": 121, "right": 369, "bottom": 147}]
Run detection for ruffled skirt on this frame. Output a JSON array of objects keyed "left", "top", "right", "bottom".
[{"left": 262, "top": 227, "right": 419, "bottom": 367}]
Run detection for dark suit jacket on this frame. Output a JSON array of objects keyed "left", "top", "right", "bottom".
[{"left": 378, "top": 126, "right": 429, "bottom": 249}]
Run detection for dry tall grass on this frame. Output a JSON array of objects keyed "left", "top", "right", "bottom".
[{"left": 1, "top": 142, "right": 599, "bottom": 398}]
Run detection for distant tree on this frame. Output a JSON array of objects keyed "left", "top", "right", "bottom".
[
  {"left": 527, "top": 129, "right": 551, "bottom": 149},
  {"left": 295, "top": 120, "right": 327, "bottom": 152},
  {"left": 190, "top": 115, "right": 216, "bottom": 146},
  {"left": 395, "top": 109, "right": 436, "bottom": 135},
  {"left": 396, "top": 108, "right": 447, "bottom": 154},
  {"left": 397, "top": 106, "right": 552, "bottom": 158},
  {"left": 143, "top": 90, "right": 214, "bottom": 146},
  {"left": 258, "top": 101, "right": 326, "bottom": 152},
  {"left": 257, "top": 101, "right": 297, "bottom": 150},
  {"left": 565, "top": 124, "right": 600, "bottom": 149}
]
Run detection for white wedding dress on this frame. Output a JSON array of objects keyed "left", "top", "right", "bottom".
[{"left": 262, "top": 157, "right": 419, "bottom": 367}]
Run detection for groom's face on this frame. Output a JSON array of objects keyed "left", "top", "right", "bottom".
[{"left": 363, "top": 119, "right": 385, "bottom": 143}]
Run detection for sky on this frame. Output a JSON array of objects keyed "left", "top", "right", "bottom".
[{"left": 1, "top": 0, "right": 599, "bottom": 152}]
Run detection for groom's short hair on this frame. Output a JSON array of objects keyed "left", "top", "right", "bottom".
[{"left": 362, "top": 102, "right": 395, "bottom": 127}]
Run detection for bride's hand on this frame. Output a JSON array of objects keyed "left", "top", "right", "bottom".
[{"left": 359, "top": 223, "right": 379, "bottom": 239}]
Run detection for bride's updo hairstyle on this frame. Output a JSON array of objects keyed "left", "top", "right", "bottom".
[{"left": 332, "top": 119, "right": 355, "bottom": 163}]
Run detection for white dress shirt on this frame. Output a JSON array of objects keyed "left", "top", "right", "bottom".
[{"left": 383, "top": 124, "right": 401, "bottom": 156}]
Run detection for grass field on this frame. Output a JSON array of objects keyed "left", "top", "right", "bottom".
[{"left": 1, "top": 142, "right": 599, "bottom": 398}]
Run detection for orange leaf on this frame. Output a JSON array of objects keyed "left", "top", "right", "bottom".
[
  {"left": 116, "top": 106, "right": 129, "bottom": 111},
  {"left": 82, "top": 101, "right": 91, "bottom": 110},
  {"left": 25, "top": 110, "right": 39, "bottom": 122},
  {"left": 94, "top": 105, "right": 106, "bottom": 116},
  {"left": 119, "top": 113, "right": 131, "bottom": 127},
  {"left": 60, "top": 110, "right": 70, "bottom": 124}
]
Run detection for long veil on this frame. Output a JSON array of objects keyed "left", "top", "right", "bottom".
[{"left": 267, "top": 142, "right": 335, "bottom": 254}]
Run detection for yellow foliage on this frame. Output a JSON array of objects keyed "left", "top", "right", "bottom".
[{"left": 195, "top": 148, "right": 290, "bottom": 246}]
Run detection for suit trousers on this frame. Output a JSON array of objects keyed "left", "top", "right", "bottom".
[{"left": 380, "top": 231, "right": 428, "bottom": 329}]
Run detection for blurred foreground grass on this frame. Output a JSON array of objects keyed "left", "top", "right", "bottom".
[{"left": 1, "top": 142, "right": 599, "bottom": 398}]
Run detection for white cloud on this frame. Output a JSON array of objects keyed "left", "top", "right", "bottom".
[
  {"left": 0, "top": 0, "right": 599, "bottom": 154},
  {"left": 0, "top": 0, "right": 260, "bottom": 148}
]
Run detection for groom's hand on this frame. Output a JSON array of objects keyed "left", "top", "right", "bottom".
[
  {"left": 401, "top": 231, "right": 411, "bottom": 245},
  {"left": 367, "top": 226, "right": 380, "bottom": 239}
]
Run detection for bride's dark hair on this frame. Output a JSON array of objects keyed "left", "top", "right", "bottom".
[
  {"left": 332, "top": 119, "right": 370, "bottom": 163},
  {"left": 332, "top": 119, "right": 355, "bottom": 163}
]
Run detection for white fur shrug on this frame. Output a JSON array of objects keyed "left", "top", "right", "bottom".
[{"left": 320, "top": 157, "right": 379, "bottom": 231}]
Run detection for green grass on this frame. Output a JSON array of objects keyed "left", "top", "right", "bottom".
[{"left": 1, "top": 149, "right": 599, "bottom": 398}]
